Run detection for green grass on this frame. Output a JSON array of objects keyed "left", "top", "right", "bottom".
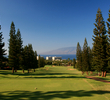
[{"left": 0, "top": 65, "right": 110, "bottom": 100}]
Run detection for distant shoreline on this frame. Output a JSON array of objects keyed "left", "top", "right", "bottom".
[
  {"left": 4, "top": 54, "right": 76, "bottom": 60},
  {"left": 39, "top": 54, "right": 76, "bottom": 60}
]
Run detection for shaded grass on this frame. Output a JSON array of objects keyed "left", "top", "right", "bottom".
[{"left": 0, "top": 90, "right": 110, "bottom": 100}]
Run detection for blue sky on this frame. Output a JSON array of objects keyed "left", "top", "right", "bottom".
[{"left": 1, "top": 0, "right": 110, "bottom": 54}]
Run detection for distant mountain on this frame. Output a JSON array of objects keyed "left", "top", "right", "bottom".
[{"left": 40, "top": 47, "right": 77, "bottom": 55}]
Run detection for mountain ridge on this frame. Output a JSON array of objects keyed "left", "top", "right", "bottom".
[{"left": 39, "top": 47, "right": 76, "bottom": 55}]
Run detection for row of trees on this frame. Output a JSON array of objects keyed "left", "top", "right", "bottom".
[
  {"left": 9, "top": 22, "right": 46, "bottom": 73},
  {"left": 8, "top": 22, "right": 23, "bottom": 73},
  {"left": 0, "top": 22, "right": 45, "bottom": 73},
  {"left": 76, "top": 9, "right": 110, "bottom": 77},
  {"left": 76, "top": 38, "right": 92, "bottom": 75},
  {"left": 48, "top": 58, "right": 76, "bottom": 67},
  {"left": 0, "top": 25, "right": 7, "bottom": 68},
  {"left": 38, "top": 55, "right": 45, "bottom": 68},
  {"left": 21, "top": 44, "right": 38, "bottom": 73}
]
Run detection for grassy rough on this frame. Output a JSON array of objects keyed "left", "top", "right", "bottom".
[{"left": 0, "top": 65, "right": 110, "bottom": 100}]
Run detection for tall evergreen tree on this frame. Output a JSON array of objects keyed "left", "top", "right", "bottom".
[
  {"left": 15, "top": 29, "right": 23, "bottom": 71},
  {"left": 82, "top": 38, "right": 90, "bottom": 75},
  {"left": 38, "top": 55, "right": 41, "bottom": 68},
  {"left": 21, "top": 44, "right": 38, "bottom": 73},
  {"left": 40, "top": 57, "right": 45, "bottom": 67},
  {"left": 8, "top": 22, "right": 17, "bottom": 73},
  {"left": 21, "top": 47, "right": 25, "bottom": 73},
  {"left": 33, "top": 51, "right": 38, "bottom": 72},
  {"left": 92, "top": 9, "right": 108, "bottom": 77},
  {"left": 22, "top": 45, "right": 29, "bottom": 72},
  {"left": 88, "top": 46, "right": 94, "bottom": 74},
  {"left": 76, "top": 42, "right": 83, "bottom": 74},
  {"left": 22, "top": 45, "right": 30, "bottom": 73},
  {"left": 28, "top": 44, "right": 34, "bottom": 70},
  {"left": 73, "top": 58, "right": 76, "bottom": 68},
  {"left": 0, "top": 25, "right": 6, "bottom": 68},
  {"left": 106, "top": 9, "right": 110, "bottom": 73}
]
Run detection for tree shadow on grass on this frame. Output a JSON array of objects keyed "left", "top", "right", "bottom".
[
  {"left": 0, "top": 74, "right": 85, "bottom": 79},
  {"left": 0, "top": 90, "right": 110, "bottom": 100},
  {"left": 0, "top": 70, "right": 78, "bottom": 76},
  {"left": 24, "top": 75, "right": 85, "bottom": 79},
  {"left": 0, "top": 70, "right": 85, "bottom": 79}
]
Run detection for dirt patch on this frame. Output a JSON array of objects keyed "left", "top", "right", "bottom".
[
  {"left": 85, "top": 76, "right": 110, "bottom": 84},
  {"left": 68, "top": 69, "right": 76, "bottom": 70}
]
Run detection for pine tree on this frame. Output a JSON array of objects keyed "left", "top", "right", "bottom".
[
  {"left": 88, "top": 46, "right": 94, "bottom": 74},
  {"left": 33, "top": 51, "right": 38, "bottom": 72},
  {"left": 23, "top": 45, "right": 30, "bottom": 73},
  {"left": 8, "top": 22, "right": 17, "bottom": 73},
  {"left": 82, "top": 38, "right": 90, "bottom": 75},
  {"left": 0, "top": 25, "right": 6, "bottom": 68},
  {"left": 21, "top": 44, "right": 38, "bottom": 73},
  {"left": 24, "top": 44, "right": 34, "bottom": 73},
  {"left": 15, "top": 29, "right": 23, "bottom": 72},
  {"left": 38, "top": 55, "right": 41, "bottom": 68},
  {"left": 92, "top": 8, "right": 108, "bottom": 77},
  {"left": 41, "top": 57, "right": 45, "bottom": 67},
  {"left": 28, "top": 44, "right": 34, "bottom": 70},
  {"left": 106, "top": 9, "right": 110, "bottom": 74},
  {"left": 22, "top": 45, "right": 29, "bottom": 70},
  {"left": 76, "top": 42, "right": 83, "bottom": 74},
  {"left": 73, "top": 58, "right": 76, "bottom": 68},
  {"left": 21, "top": 47, "right": 25, "bottom": 73}
]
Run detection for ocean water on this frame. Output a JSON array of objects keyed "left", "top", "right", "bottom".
[
  {"left": 4, "top": 54, "right": 76, "bottom": 60},
  {"left": 40, "top": 54, "right": 76, "bottom": 60}
]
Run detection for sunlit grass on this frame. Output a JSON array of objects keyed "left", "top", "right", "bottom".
[{"left": 0, "top": 65, "right": 110, "bottom": 100}]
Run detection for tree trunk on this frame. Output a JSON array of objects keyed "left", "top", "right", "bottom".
[
  {"left": 86, "top": 71, "right": 88, "bottom": 75},
  {"left": 34, "top": 69, "right": 35, "bottom": 72},
  {"left": 12, "top": 67, "right": 14, "bottom": 73},
  {"left": 98, "top": 72, "right": 101, "bottom": 76},
  {"left": 102, "top": 71, "right": 104, "bottom": 77},
  {"left": 28, "top": 69, "right": 29, "bottom": 73},
  {"left": 104, "top": 71, "right": 106, "bottom": 77},
  {"left": 22, "top": 69, "right": 24, "bottom": 73},
  {"left": 82, "top": 71, "right": 84, "bottom": 75},
  {"left": 90, "top": 71, "right": 93, "bottom": 75},
  {"left": 15, "top": 69, "right": 17, "bottom": 72}
]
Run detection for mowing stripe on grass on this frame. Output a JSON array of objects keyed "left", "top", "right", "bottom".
[
  {"left": 83, "top": 79, "right": 109, "bottom": 100},
  {"left": 83, "top": 79, "right": 96, "bottom": 90}
]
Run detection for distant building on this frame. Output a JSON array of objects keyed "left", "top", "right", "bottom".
[
  {"left": 46, "top": 56, "right": 52, "bottom": 60},
  {"left": 52, "top": 56, "right": 62, "bottom": 61},
  {"left": 37, "top": 56, "right": 39, "bottom": 60},
  {"left": 46, "top": 56, "right": 62, "bottom": 61},
  {"left": 37, "top": 56, "right": 44, "bottom": 60}
]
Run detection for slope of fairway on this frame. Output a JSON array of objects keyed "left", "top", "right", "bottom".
[{"left": 0, "top": 66, "right": 110, "bottom": 100}]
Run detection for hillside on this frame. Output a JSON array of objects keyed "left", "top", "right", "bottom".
[{"left": 40, "top": 47, "right": 76, "bottom": 55}]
